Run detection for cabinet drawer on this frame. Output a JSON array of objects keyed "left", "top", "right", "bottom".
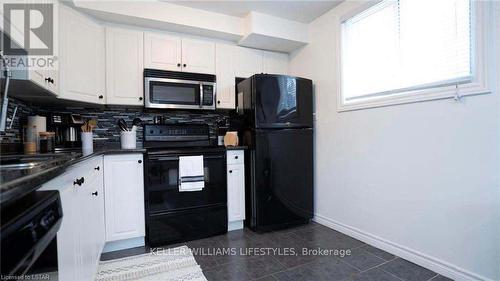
[
  {"left": 67, "top": 156, "right": 103, "bottom": 188},
  {"left": 226, "top": 150, "right": 244, "bottom": 165},
  {"left": 40, "top": 156, "right": 103, "bottom": 192}
]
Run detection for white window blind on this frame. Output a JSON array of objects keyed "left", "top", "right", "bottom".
[{"left": 341, "top": 0, "right": 471, "bottom": 102}]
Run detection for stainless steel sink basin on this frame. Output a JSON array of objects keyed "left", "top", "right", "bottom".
[{"left": 0, "top": 154, "right": 62, "bottom": 170}]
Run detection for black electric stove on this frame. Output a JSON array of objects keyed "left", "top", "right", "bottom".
[{"left": 143, "top": 124, "right": 227, "bottom": 247}]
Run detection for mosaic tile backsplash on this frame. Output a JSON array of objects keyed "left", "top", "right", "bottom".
[{"left": 0, "top": 96, "right": 229, "bottom": 146}]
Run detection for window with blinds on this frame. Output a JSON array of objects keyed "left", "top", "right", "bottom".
[{"left": 341, "top": 0, "right": 472, "bottom": 103}]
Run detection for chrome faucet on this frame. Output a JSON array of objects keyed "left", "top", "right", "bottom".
[{"left": 0, "top": 50, "right": 12, "bottom": 132}]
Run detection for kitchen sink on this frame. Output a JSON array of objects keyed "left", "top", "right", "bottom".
[
  {"left": 0, "top": 154, "right": 63, "bottom": 170},
  {"left": 0, "top": 153, "right": 79, "bottom": 186}
]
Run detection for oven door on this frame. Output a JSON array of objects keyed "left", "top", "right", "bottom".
[
  {"left": 145, "top": 150, "right": 227, "bottom": 214},
  {"left": 145, "top": 77, "right": 215, "bottom": 110}
]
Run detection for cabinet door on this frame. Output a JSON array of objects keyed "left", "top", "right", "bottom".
[
  {"left": 263, "top": 51, "right": 289, "bottom": 75},
  {"left": 55, "top": 186, "right": 81, "bottom": 281},
  {"left": 105, "top": 28, "right": 144, "bottom": 106},
  {"left": 215, "top": 44, "right": 236, "bottom": 109},
  {"left": 40, "top": 156, "right": 104, "bottom": 281},
  {"left": 181, "top": 38, "right": 216, "bottom": 74},
  {"left": 104, "top": 154, "right": 145, "bottom": 242},
  {"left": 144, "top": 32, "right": 182, "bottom": 71},
  {"left": 87, "top": 161, "right": 105, "bottom": 277},
  {"left": 77, "top": 182, "right": 97, "bottom": 281},
  {"left": 235, "top": 47, "right": 263, "bottom": 78},
  {"left": 227, "top": 164, "right": 245, "bottom": 222},
  {"left": 28, "top": 68, "right": 50, "bottom": 90},
  {"left": 59, "top": 5, "right": 105, "bottom": 104}
]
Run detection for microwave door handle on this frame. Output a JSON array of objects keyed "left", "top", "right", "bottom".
[{"left": 199, "top": 83, "right": 203, "bottom": 109}]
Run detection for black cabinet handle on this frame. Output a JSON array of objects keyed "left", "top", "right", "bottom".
[
  {"left": 217, "top": 101, "right": 221, "bottom": 104},
  {"left": 139, "top": 97, "right": 143, "bottom": 101},
  {"left": 45, "top": 77, "right": 54, "bottom": 84},
  {"left": 138, "top": 160, "right": 142, "bottom": 164},
  {"left": 183, "top": 64, "right": 186, "bottom": 67},
  {"left": 73, "top": 177, "right": 84, "bottom": 186},
  {"left": 98, "top": 95, "right": 103, "bottom": 99},
  {"left": 177, "top": 63, "right": 181, "bottom": 67},
  {"left": 229, "top": 170, "right": 232, "bottom": 173},
  {"left": 92, "top": 191, "right": 98, "bottom": 196},
  {"left": 94, "top": 166, "right": 100, "bottom": 171},
  {"left": 235, "top": 156, "right": 238, "bottom": 159}
]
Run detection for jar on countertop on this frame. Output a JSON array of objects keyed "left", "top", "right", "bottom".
[{"left": 39, "top": 132, "right": 55, "bottom": 153}]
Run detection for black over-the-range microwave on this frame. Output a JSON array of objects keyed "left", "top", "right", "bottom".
[{"left": 144, "top": 69, "right": 216, "bottom": 110}]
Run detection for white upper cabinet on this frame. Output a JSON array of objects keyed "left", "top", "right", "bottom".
[
  {"left": 144, "top": 32, "right": 182, "bottom": 71},
  {"left": 234, "top": 47, "right": 263, "bottom": 78},
  {"left": 144, "top": 32, "right": 215, "bottom": 74},
  {"left": 215, "top": 45, "right": 289, "bottom": 110},
  {"left": 181, "top": 38, "right": 216, "bottom": 74},
  {"left": 215, "top": 44, "right": 237, "bottom": 109},
  {"left": 59, "top": 4, "right": 105, "bottom": 104},
  {"left": 105, "top": 27, "right": 144, "bottom": 106},
  {"left": 263, "top": 51, "right": 288, "bottom": 75}
]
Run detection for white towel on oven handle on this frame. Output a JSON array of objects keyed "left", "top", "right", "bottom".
[{"left": 178, "top": 155, "right": 204, "bottom": 191}]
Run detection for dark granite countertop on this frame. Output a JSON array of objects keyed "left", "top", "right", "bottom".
[
  {"left": 1, "top": 144, "right": 244, "bottom": 207},
  {"left": 0, "top": 146, "right": 146, "bottom": 207}
]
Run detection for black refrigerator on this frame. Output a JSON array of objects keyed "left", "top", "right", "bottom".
[{"left": 236, "top": 74, "right": 314, "bottom": 232}]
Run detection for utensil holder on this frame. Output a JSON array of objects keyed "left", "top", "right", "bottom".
[
  {"left": 120, "top": 131, "right": 136, "bottom": 149},
  {"left": 81, "top": 132, "right": 93, "bottom": 154}
]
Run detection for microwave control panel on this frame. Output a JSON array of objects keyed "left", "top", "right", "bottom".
[{"left": 202, "top": 85, "right": 214, "bottom": 106}]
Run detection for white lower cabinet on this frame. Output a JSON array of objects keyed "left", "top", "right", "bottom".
[
  {"left": 104, "top": 154, "right": 145, "bottom": 243},
  {"left": 227, "top": 150, "right": 246, "bottom": 231},
  {"left": 39, "top": 156, "right": 104, "bottom": 281}
]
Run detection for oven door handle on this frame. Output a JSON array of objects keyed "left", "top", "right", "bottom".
[
  {"left": 199, "top": 83, "right": 203, "bottom": 109},
  {"left": 149, "top": 155, "right": 225, "bottom": 161}
]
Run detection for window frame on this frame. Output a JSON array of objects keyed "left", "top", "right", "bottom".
[{"left": 337, "top": 0, "right": 496, "bottom": 112}]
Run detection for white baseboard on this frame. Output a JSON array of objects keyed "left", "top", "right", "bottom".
[
  {"left": 313, "top": 214, "right": 493, "bottom": 281},
  {"left": 103, "top": 237, "right": 145, "bottom": 253}
]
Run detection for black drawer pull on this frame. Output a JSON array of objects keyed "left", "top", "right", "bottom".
[
  {"left": 74, "top": 177, "right": 84, "bottom": 186},
  {"left": 138, "top": 160, "right": 142, "bottom": 164},
  {"left": 94, "top": 166, "right": 100, "bottom": 171},
  {"left": 235, "top": 156, "right": 238, "bottom": 159},
  {"left": 229, "top": 170, "right": 232, "bottom": 173},
  {"left": 92, "top": 191, "right": 98, "bottom": 196}
]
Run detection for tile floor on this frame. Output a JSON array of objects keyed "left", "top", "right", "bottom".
[{"left": 101, "top": 222, "right": 453, "bottom": 281}]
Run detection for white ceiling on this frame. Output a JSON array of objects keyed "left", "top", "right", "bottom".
[{"left": 162, "top": 0, "right": 343, "bottom": 23}]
